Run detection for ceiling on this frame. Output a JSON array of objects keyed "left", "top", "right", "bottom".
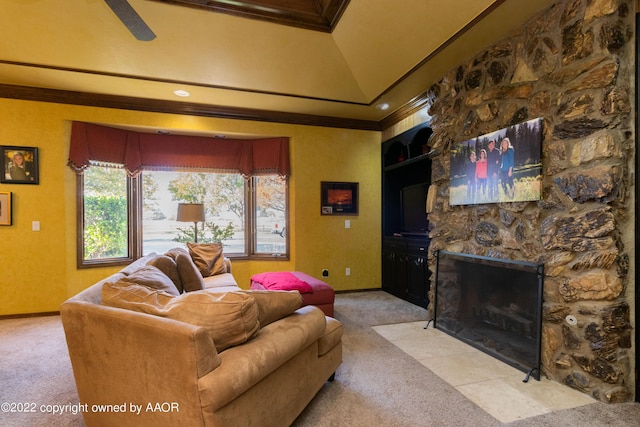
[{"left": 0, "top": 0, "right": 556, "bottom": 129}]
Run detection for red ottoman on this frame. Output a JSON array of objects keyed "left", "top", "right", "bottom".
[{"left": 250, "top": 271, "right": 335, "bottom": 317}]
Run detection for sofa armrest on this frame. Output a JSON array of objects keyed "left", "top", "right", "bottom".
[
  {"left": 318, "top": 316, "right": 343, "bottom": 356},
  {"left": 61, "top": 301, "right": 220, "bottom": 426}
]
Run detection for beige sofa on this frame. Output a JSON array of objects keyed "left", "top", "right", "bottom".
[{"left": 61, "top": 250, "right": 343, "bottom": 427}]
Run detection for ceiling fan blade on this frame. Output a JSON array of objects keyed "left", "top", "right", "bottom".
[{"left": 104, "top": 0, "right": 156, "bottom": 41}]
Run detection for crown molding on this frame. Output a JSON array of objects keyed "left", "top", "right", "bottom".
[
  {"left": 0, "top": 84, "right": 382, "bottom": 131},
  {"left": 379, "top": 93, "right": 431, "bottom": 131}
]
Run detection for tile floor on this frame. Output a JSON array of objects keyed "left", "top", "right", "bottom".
[{"left": 373, "top": 321, "right": 596, "bottom": 424}]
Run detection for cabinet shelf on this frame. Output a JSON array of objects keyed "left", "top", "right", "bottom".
[{"left": 384, "top": 153, "right": 430, "bottom": 172}]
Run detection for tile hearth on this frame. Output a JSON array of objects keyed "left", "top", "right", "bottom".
[{"left": 373, "top": 321, "right": 595, "bottom": 424}]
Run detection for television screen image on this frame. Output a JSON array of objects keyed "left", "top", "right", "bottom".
[{"left": 401, "top": 183, "right": 429, "bottom": 236}]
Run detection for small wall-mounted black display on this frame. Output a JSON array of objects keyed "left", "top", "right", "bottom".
[{"left": 321, "top": 181, "right": 358, "bottom": 215}]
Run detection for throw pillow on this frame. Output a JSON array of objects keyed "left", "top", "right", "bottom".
[
  {"left": 250, "top": 272, "right": 314, "bottom": 294},
  {"left": 187, "top": 242, "right": 227, "bottom": 277},
  {"left": 165, "top": 247, "right": 189, "bottom": 261},
  {"left": 121, "top": 265, "right": 180, "bottom": 296},
  {"left": 239, "top": 290, "right": 303, "bottom": 327},
  {"left": 175, "top": 252, "right": 205, "bottom": 292},
  {"left": 101, "top": 283, "right": 259, "bottom": 352},
  {"left": 147, "top": 255, "right": 183, "bottom": 293},
  {"left": 102, "top": 280, "right": 175, "bottom": 313},
  {"left": 169, "top": 290, "right": 259, "bottom": 352}
]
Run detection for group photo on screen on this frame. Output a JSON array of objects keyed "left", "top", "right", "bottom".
[{"left": 449, "top": 117, "right": 543, "bottom": 206}]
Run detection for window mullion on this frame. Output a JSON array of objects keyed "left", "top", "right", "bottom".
[
  {"left": 247, "top": 177, "right": 256, "bottom": 255},
  {"left": 129, "top": 174, "right": 143, "bottom": 259}
]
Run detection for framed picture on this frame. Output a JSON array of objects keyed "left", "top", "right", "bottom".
[
  {"left": 0, "top": 192, "right": 12, "bottom": 225},
  {"left": 1, "top": 146, "right": 39, "bottom": 184},
  {"left": 321, "top": 181, "right": 359, "bottom": 215},
  {"left": 449, "top": 117, "right": 543, "bottom": 206}
]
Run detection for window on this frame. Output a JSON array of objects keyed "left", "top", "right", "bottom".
[
  {"left": 80, "top": 165, "right": 131, "bottom": 265},
  {"left": 70, "top": 122, "right": 290, "bottom": 267},
  {"left": 254, "top": 175, "right": 287, "bottom": 255},
  {"left": 78, "top": 166, "right": 288, "bottom": 267}
]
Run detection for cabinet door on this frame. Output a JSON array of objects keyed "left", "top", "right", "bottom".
[
  {"left": 382, "top": 240, "right": 406, "bottom": 296},
  {"left": 406, "top": 242, "right": 429, "bottom": 307},
  {"left": 382, "top": 248, "right": 398, "bottom": 292}
]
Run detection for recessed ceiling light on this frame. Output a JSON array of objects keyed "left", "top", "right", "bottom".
[
  {"left": 174, "top": 90, "right": 190, "bottom": 97},
  {"left": 377, "top": 102, "right": 390, "bottom": 110}
]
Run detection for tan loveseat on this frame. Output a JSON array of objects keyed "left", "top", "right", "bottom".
[{"left": 61, "top": 249, "right": 343, "bottom": 427}]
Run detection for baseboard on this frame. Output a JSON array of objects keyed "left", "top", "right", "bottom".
[
  {"left": 0, "top": 311, "right": 60, "bottom": 320},
  {"left": 334, "top": 288, "right": 381, "bottom": 294}
]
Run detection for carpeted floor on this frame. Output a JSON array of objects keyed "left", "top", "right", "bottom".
[
  {"left": 1, "top": 291, "right": 639, "bottom": 426},
  {"left": 294, "top": 291, "right": 501, "bottom": 427},
  {"left": 0, "top": 314, "right": 83, "bottom": 427}
]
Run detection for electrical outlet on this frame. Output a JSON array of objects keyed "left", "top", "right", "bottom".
[
  {"left": 322, "top": 269, "right": 329, "bottom": 277},
  {"left": 345, "top": 267, "right": 350, "bottom": 276}
]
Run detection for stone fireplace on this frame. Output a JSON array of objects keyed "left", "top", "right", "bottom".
[
  {"left": 434, "top": 250, "right": 544, "bottom": 381},
  {"left": 419, "top": 0, "right": 635, "bottom": 403}
]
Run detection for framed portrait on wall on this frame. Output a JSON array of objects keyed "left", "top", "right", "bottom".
[
  {"left": 1, "top": 146, "right": 39, "bottom": 184},
  {"left": 0, "top": 192, "right": 12, "bottom": 225},
  {"left": 449, "top": 117, "right": 542, "bottom": 206},
  {"left": 321, "top": 181, "right": 359, "bottom": 215}
]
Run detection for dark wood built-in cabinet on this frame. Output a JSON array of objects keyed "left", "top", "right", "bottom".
[
  {"left": 383, "top": 237, "right": 430, "bottom": 306},
  {"left": 381, "top": 123, "right": 432, "bottom": 308}
]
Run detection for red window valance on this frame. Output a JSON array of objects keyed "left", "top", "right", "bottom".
[{"left": 68, "top": 122, "right": 290, "bottom": 177}]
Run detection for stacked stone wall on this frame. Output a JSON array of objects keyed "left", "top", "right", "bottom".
[{"left": 425, "top": 0, "right": 635, "bottom": 402}]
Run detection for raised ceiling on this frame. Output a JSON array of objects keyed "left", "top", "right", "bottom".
[
  {"left": 0, "top": 0, "right": 556, "bottom": 129},
  {"left": 151, "top": 0, "right": 350, "bottom": 32}
]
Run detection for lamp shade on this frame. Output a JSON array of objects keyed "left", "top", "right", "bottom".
[{"left": 177, "top": 203, "right": 205, "bottom": 223}]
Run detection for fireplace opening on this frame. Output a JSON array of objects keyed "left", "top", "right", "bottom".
[{"left": 433, "top": 250, "right": 544, "bottom": 381}]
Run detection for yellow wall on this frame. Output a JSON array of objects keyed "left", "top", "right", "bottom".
[{"left": 0, "top": 98, "right": 381, "bottom": 316}]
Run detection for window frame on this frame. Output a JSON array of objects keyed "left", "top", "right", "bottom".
[
  {"left": 77, "top": 169, "right": 289, "bottom": 268},
  {"left": 250, "top": 174, "right": 290, "bottom": 260}
]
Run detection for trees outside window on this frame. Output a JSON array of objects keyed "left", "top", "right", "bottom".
[
  {"left": 82, "top": 166, "right": 129, "bottom": 261},
  {"left": 78, "top": 167, "right": 288, "bottom": 267},
  {"left": 254, "top": 175, "right": 287, "bottom": 254}
]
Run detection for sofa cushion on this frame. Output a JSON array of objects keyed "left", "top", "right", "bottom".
[
  {"left": 239, "top": 290, "right": 303, "bottom": 327},
  {"left": 147, "top": 255, "right": 183, "bottom": 293},
  {"left": 203, "top": 272, "right": 238, "bottom": 290},
  {"left": 101, "top": 283, "right": 259, "bottom": 352},
  {"left": 102, "top": 280, "right": 176, "bottom": 309},
  {"left": 120, "top": 265, "right": 180, "bottom": 296},
  {"left": 168, "top": 290, "right": 259, "bottom": 352},
  {"left": 188, "top": 242, "right": 227, "bottom": 277},
  {"left": 199, "top": 305, "right": 327, "bottom": 410},
  {"left": 175, "top": 252, "right": 205, "bottom": 292}
]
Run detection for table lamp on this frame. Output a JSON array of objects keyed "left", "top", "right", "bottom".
[{"left": 177, "top": 203, "right": 205, "bottom": 242}]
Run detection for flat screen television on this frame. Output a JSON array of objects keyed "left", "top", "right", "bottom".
[{"left": 401, "top": 182, "right": 429, "bottom": 237}]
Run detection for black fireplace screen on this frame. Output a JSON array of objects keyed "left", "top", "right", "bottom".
[{"left": 434, "top": 250, "right": 544, "bottom": 380}]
